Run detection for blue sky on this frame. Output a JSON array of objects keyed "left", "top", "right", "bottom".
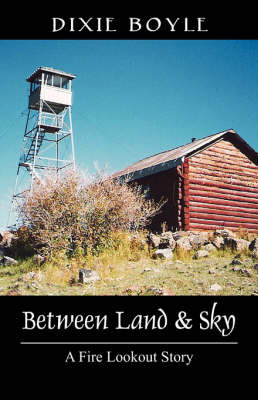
[{"left": 0, "top": 39, "right": 258, "bottom": 228}]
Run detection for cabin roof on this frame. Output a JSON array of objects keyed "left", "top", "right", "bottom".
[
  {"left": 26, "top": 66, "right": 76, "bottom": 82},
  {"left": 112, "top": 129, "right": 258, "bottom": 181}
]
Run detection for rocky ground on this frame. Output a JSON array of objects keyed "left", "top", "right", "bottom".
[{"left": 0, "top": 228, "right": 257, "bottom": 296}]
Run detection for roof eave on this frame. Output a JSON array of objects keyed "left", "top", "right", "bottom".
[
  {"left": 116, "top": 157, "right": 183, "bottom": 182},
  {"left": 26, "top": 67, "right": 76, "bottom": 82}
]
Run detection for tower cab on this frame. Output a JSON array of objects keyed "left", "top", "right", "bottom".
[{"left": 27, "top": 66, "right": 76, "bottom": 114}]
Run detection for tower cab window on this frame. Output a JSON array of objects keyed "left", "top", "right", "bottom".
[
  {"left": 53, "top": 75, "right": 61, "bottom": 88},
  {"left": 44, "top": 73, "right": 69, "bottom": 90},
  {"left": 46, "top": 74, "right": 53, "bottom": 86},
  {"left": 31, "top": 79, "right": 41, "bottom": 92},
  {"left": 61, "top": 78, "right": 69, "bottom": 89}
]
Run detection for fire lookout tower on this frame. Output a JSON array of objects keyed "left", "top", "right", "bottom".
[{"left": 10, "top": 66, "right": 76, "bottom": 225}]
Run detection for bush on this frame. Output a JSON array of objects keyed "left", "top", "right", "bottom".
[{"left": 16, "top": 168, "right": 164, "bottom": 257}]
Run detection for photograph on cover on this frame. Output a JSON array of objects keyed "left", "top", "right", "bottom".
[{"left": 0, "top": 39, "right": 257, "bottom": 296}]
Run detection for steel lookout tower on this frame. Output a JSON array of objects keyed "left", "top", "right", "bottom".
[{"left": 10, "top": 66, "right": 76, "bottom": 225}]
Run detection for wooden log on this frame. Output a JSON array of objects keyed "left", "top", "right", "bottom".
[
  {"left": 189, "top": 195, "right": 258, "bottom": 210},
  {"left": 201, "top": 148, "right": 257, "bottom": 168},
  {"left": 214, "top": 140, "right": 252, "bottom": 154},
  {"left": 215, "top": 140, "right": 240, "bottom": 148},
  {"left": 189, "top": 171, "right": 258, "bottom": 188},
  {"left": 189, "top": 158, "right": 258, "bottom": 180},
  {"left": 190, "top": 212, "right": 258, "bottom": 224},
  {"left": 189, "top": 179, "right": 258, "bottom": 197},
  {"left": 190, "top": 150, "right": 255, "bottom": 167},
  {"left": 189, "top": 177, "right": 258, "bottom": 194},
  {"left": 195, "top": 149, "right": 255, "bottom": 169},
  {"left": 189, "top": 160, "right": 258, "bottom": 179},
  {"left": 189, "top": 222, "right": 258, "bottom": 233},
  {"left": 189, "top": 158, "right": 257, "bottom": 175},
  {"left": 189, "top": 217, "right": 258, "bottom": 229},
  {"left": 204, "top": 142, "right": 254, "bottom": 159},
  {"left": 212, "top": 141, "right": 253, "bottom": 159},
  {"left": 189, "top": 204, "right": 258, "bottom": 217},
  {"left": 189, "top": 165, "right": 258, "bottom": 185},
  {"left": 214, "top": 139, "right": 255, "bottom": 155},
  {"left": 189, "top": 188, "right": 258, "bottom": 204},
  {"left": 190, "top": 176, "right": 258, "bottom": 191}
]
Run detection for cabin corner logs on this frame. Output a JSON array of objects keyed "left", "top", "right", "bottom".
[{"left": 181, "top": 139, "right": 258, "bottom": 233}]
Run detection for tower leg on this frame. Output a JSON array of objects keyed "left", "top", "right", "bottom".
[{"left": 68, "top": 106, "right": 76, "bottom": 170}]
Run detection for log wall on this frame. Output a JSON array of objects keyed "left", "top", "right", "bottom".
[{"left": 184, "top": 139, "right": 258, "bottom": 232}]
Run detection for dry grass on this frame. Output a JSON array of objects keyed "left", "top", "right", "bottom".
[{"left": 0, "top": 233, "right": 257, "bottom": 296}]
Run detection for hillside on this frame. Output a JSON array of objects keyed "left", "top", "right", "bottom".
[{"left": 0, "top": 230, "right": 257, "bottom": 296}]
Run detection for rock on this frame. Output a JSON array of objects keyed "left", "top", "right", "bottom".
[
  {"left": 159, "top": 231, "right": 176, "bottom": 250},
  {"left": 209, "top": 268, "right": 216, "bottom": 274},
  {"left": 252, "top": 249, "right": 258, "bottom": 258},
  {"left": 189, "top": 232, "right": 209, "bottom": 249},
  {"left": 254, "top": 264, "right": 258, "bottom": 271},
  {"left": 28, "top": 281, "right": 40, "bottom": 290},
  {"left": 189, "top": 235, "right": 203, "bottom": 249},
  {"left": 153, "top": 288, "right": 163, "bottom": 296},
  {"left": 176, "top": 237, "right": 192, "bottom": 251},
  {"left": 212, "top": 236, "right": 224, "bottom": 249},
  {"left": 249, "top": 238, "right": 258, "bottom": 251},
  {"left": 7, "top": 289, "right": 20, "bottom": 296},
  {"left": 196, "top": 250, "right": 209, "bottom": 258},
  {"left": 172, "top": 231, "right": 183, "bottom": 241},
  {"left": 197, "top": 231, "right": 210, "bottom": 242},
  {"left": 231, "top": 266, "right": 241, "bottom": 272},
  {"left": 231, "top": 267, "right": 251, "bottom": 277},
  {"left": 149, "top": 233, "right": 160, "bottom": 248},
  {"left": 3, "top": 256, "right": 18, "bottom": 265},
  {"left": 204, "top": 243, "right": 216, "bottom": 252},
  {"left": 22, "top": 272, "right": 36, "bottom": 281},
  {"left": 230, "top": 259, "right": 244, "bottom": 266},
  {"left": 160, "top": 231, "right": 176, "bottom": 250},
  {"left": 143, "top": 267, "right": 152, "bottom": 272},
  {"left": 153, "top": 248, "right": 173, "bottom": 260},
  {"left": 225, "top": 238, "right": 250, "bottom": 252},
  {"left": 161, "top": 289, "right": 174, "bottom": 296},
  {"left": 214, "top": 229, "right": 236, "bottom": 239},
  {"left": 0, "top": 231, "right": 18, "bottom": 247},
  {"left": 33, "top": 254, "right": 45, "bottom": 266},
  {"left": 243, "top": 269, "right": 251, "bottom": 277},
  {"left": 78, "top": 269, "right": 100, "bottom": 284},
  {"left": 210, "top": 283, "right": 222, "bottom": 292},
  {"left": 125, "top": 286, "right": 142, "bottom": 294}
]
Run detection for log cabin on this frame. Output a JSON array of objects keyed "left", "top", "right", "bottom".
[{"left": 112, "top": 129, "right": 258, "bottom": 233}]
